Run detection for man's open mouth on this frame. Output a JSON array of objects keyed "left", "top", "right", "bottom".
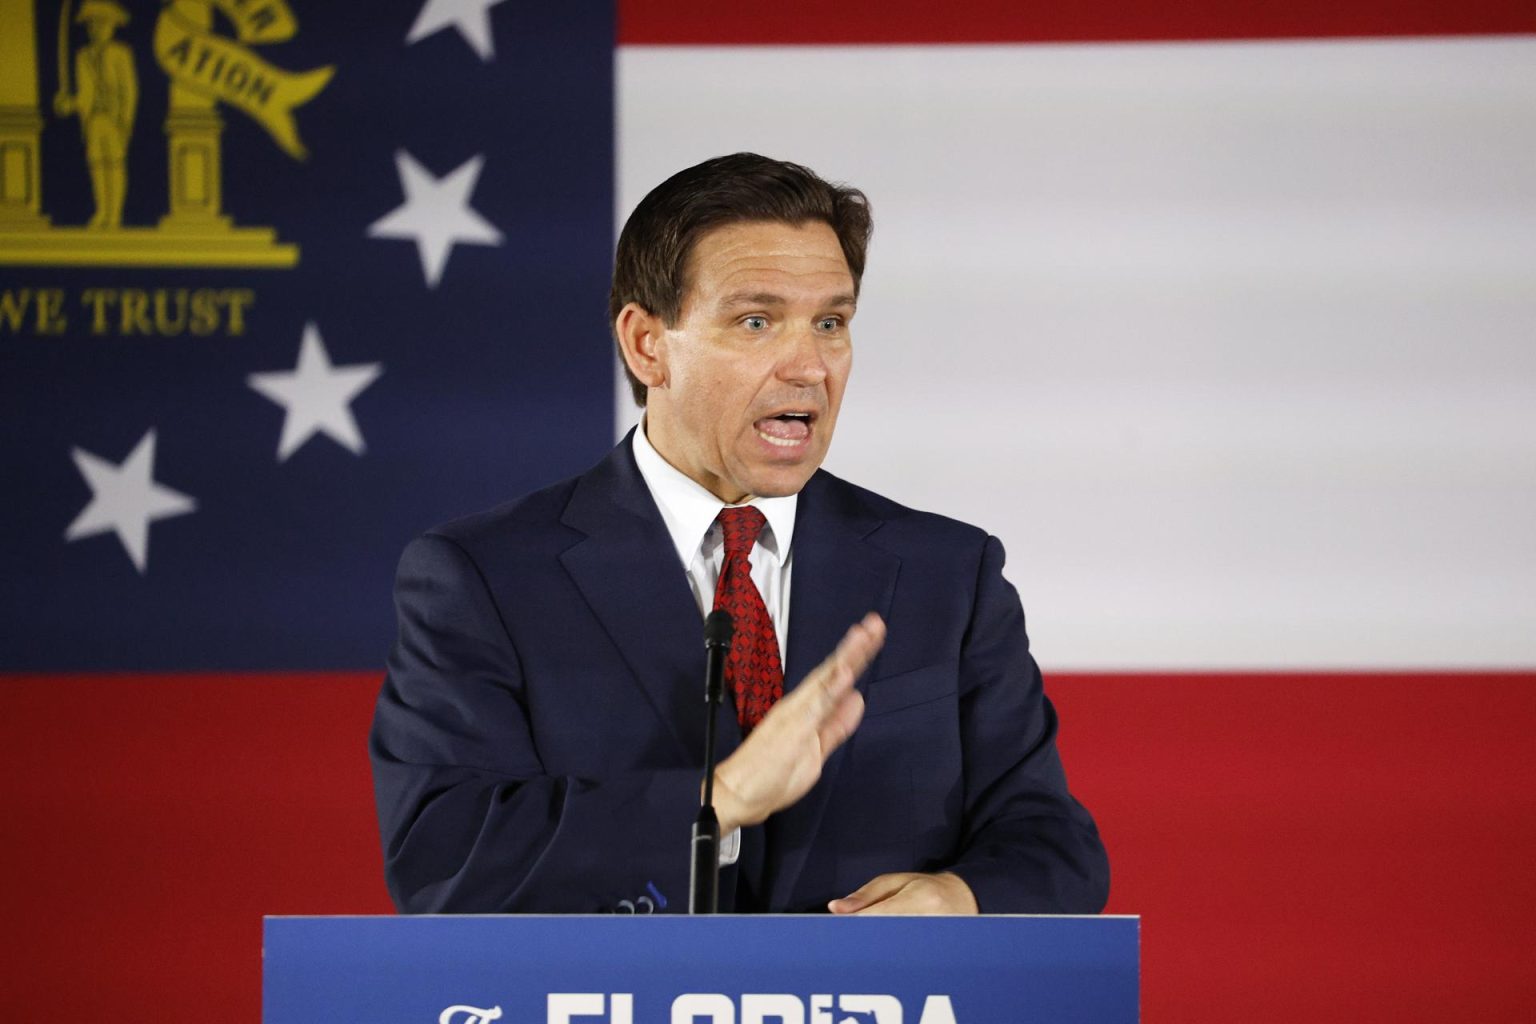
[{"left": 754, "top": 412, "right": 813, "bottom": 447}]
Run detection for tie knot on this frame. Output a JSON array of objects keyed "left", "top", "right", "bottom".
[{"left": 716, "top": 505, "right": 767, "bottom": 559}]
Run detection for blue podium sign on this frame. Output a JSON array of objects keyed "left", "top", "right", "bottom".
[{"left": 263, "top": 915, "right": 1138, "bottom": 1024}]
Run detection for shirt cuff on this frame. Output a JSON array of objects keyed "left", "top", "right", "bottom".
[{"left": 718, "top": 827, "right": 741, "bottom": 866}]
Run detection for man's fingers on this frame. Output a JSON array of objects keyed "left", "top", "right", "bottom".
[
  {"left": 836, "top": 612, "right": 886, "bottom": 675},
  {"left": 801, "top": 612, "right": 881, "bottom": 749},
  {"left": 815, "top": 688, "right": 864, "bottom": 756},
  {"left": 832, "top": 872, "right": 979, "bottom": 916},
  {"left": 803, "top": 613, "right": 886, "bottom": 709},
  {"left": 828, "top": 871, "right": 913, "bottom": 914}
]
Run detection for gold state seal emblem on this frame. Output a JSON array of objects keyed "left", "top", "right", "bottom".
[{"left": 0, "top": 0, "right": 333, "bottom": 269}]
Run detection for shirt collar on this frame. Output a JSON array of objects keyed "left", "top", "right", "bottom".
[{"left": 631, "top": 419, "right": 798, "bottom": 569}]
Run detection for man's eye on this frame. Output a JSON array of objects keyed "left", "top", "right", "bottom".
[
  {"left": 743, "top": 316, "right": 768, "bottom": 331},
  {"left": 817, "top": 317, "right": 842, "bottom": 331}
]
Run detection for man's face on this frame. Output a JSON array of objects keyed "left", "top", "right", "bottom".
[{"left": 643, "top": 220, "right": 856, "bottom": 503}]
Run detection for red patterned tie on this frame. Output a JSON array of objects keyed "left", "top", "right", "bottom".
[{"left": 712, "top": 506, "right": 784, "bottom": 731}]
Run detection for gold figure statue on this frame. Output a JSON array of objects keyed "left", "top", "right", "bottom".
[{"left": 53, "top": 0, "right": 138, "bottom": 229}]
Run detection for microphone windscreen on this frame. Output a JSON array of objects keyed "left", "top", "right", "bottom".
[{"left": 704, "top": 609, "right": 735, "bottom": 648}]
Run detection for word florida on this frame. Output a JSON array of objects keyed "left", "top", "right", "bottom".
[{"left": 443, "top": 992, "right": 961, "bottom": 1024}]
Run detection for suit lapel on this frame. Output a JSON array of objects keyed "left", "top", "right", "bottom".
[
  {"left": 557, "top": 446, "right": 892, "bottom": 907},
  {"left": 558, "top": 435, "right": 744, "bottom": 766},
  {"left": 766, "top": 471, "right": 900, "bottom": 909}
]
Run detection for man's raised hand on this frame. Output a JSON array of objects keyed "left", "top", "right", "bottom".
[{"left": 711, "top": 612, "right": 885, "bottom": 833}]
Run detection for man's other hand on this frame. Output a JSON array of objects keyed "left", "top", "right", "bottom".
[
  {"left": 712, "top": 612, "right": 885, "bottom": 833},
  {"left": 827, "top": 872, "right": 979, "bottom": 915}
]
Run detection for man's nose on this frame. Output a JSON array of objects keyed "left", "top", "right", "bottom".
[{"left": 776, "top": 324, "right": 830, "bottom": 386}]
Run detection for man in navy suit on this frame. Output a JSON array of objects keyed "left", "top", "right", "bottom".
[{"left": 370, "top": 154, "right": 1108, "bottom": 915}]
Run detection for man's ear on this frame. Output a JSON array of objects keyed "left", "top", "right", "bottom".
[{"left": 614, "top": 302, "right": 667, "bottom": 392}]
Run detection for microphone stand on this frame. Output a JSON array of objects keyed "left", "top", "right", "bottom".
[{"left": 690, "top": 609, "right": 734, "bottom": 914}]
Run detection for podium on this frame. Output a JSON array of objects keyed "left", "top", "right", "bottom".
[{"left": 263, "top": 915, "right": 1139, "bottom": 1023}]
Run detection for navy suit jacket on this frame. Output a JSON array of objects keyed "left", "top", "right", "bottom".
[{"left": 370, "top": 436, "right": 1108, "bottom": 914}]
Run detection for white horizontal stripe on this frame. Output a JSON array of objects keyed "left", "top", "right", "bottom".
[{"left": 617, "top": 37, "right": 1536, "bottom": 669}]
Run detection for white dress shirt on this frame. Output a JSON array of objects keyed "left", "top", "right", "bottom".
[
  {"left": 631, "top": 422, "right": 796, "bottom": 663},
  {"left": 631, "top": 421, "right": 799, "bottom": 866}
]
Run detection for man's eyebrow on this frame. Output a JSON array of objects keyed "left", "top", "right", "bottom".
[
  {"left": 717, "top": 291, "right": 787, "bottom": 309},
  {"left": 716, "top": 291, "right": 858, "bottom": 310}
]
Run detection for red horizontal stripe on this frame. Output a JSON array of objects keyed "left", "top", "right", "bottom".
[
  {"left": 2, "top": 671, "right": 1533, "bottom": 1022},
  {"left": 619, "top": 1, "right": 1536, "bottom": 45},
  {"left": 0, "top": 673, "right": 394, "bottom": 1024},
  {"left": 1048, "top": 671, "right": 1536, "bottom": 1024}
]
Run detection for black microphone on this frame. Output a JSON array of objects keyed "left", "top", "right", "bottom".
[{"left": 690, "top": 609, "right": 734, "bottom": 914}]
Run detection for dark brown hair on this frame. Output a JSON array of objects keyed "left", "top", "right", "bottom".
[{"left": 610, "top": 152, "right": 873, "bottom": 406}]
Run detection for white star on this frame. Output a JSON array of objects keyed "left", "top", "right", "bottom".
[
  {"left": 248, "top": 323, "right": 383, "bottom": 462},
  {"left": 64, "top": 429, "right": 197, "bottom": 574},
  {"left": 367, "top": 150, "right": 503, "bottom": 287},
  {"left": 406, "top": 0, "right": 509, "bottom": 61}
]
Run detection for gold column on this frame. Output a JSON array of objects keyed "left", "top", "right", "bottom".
[
  {"left": 160, "top": 0, "right": 229, "bottom": 229},
  {"left": 0, "top": 0, "right": 48, "bottom": 225}
]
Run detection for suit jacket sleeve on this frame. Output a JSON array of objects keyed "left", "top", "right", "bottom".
[
  {"left": 369, "top": 533, "right": 701, "bottom": 913},
  {"left": 942, "top": 534, "right": 1110, "bottom": 913}
]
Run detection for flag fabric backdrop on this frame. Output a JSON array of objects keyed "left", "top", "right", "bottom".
[
  {"left": 1, "top": 0, "right": 614, "bottom": 668},
  {"left": 4, "top": 2, "right": 1536, "bottom": 1022}
]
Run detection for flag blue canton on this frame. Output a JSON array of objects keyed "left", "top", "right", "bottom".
[{"left": 0, "top": 1, "right": 617, "bottom": 669}]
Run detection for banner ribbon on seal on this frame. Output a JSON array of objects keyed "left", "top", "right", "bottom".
[{"left": 153, "top": 0, "right": 333, "bottom": 160}]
